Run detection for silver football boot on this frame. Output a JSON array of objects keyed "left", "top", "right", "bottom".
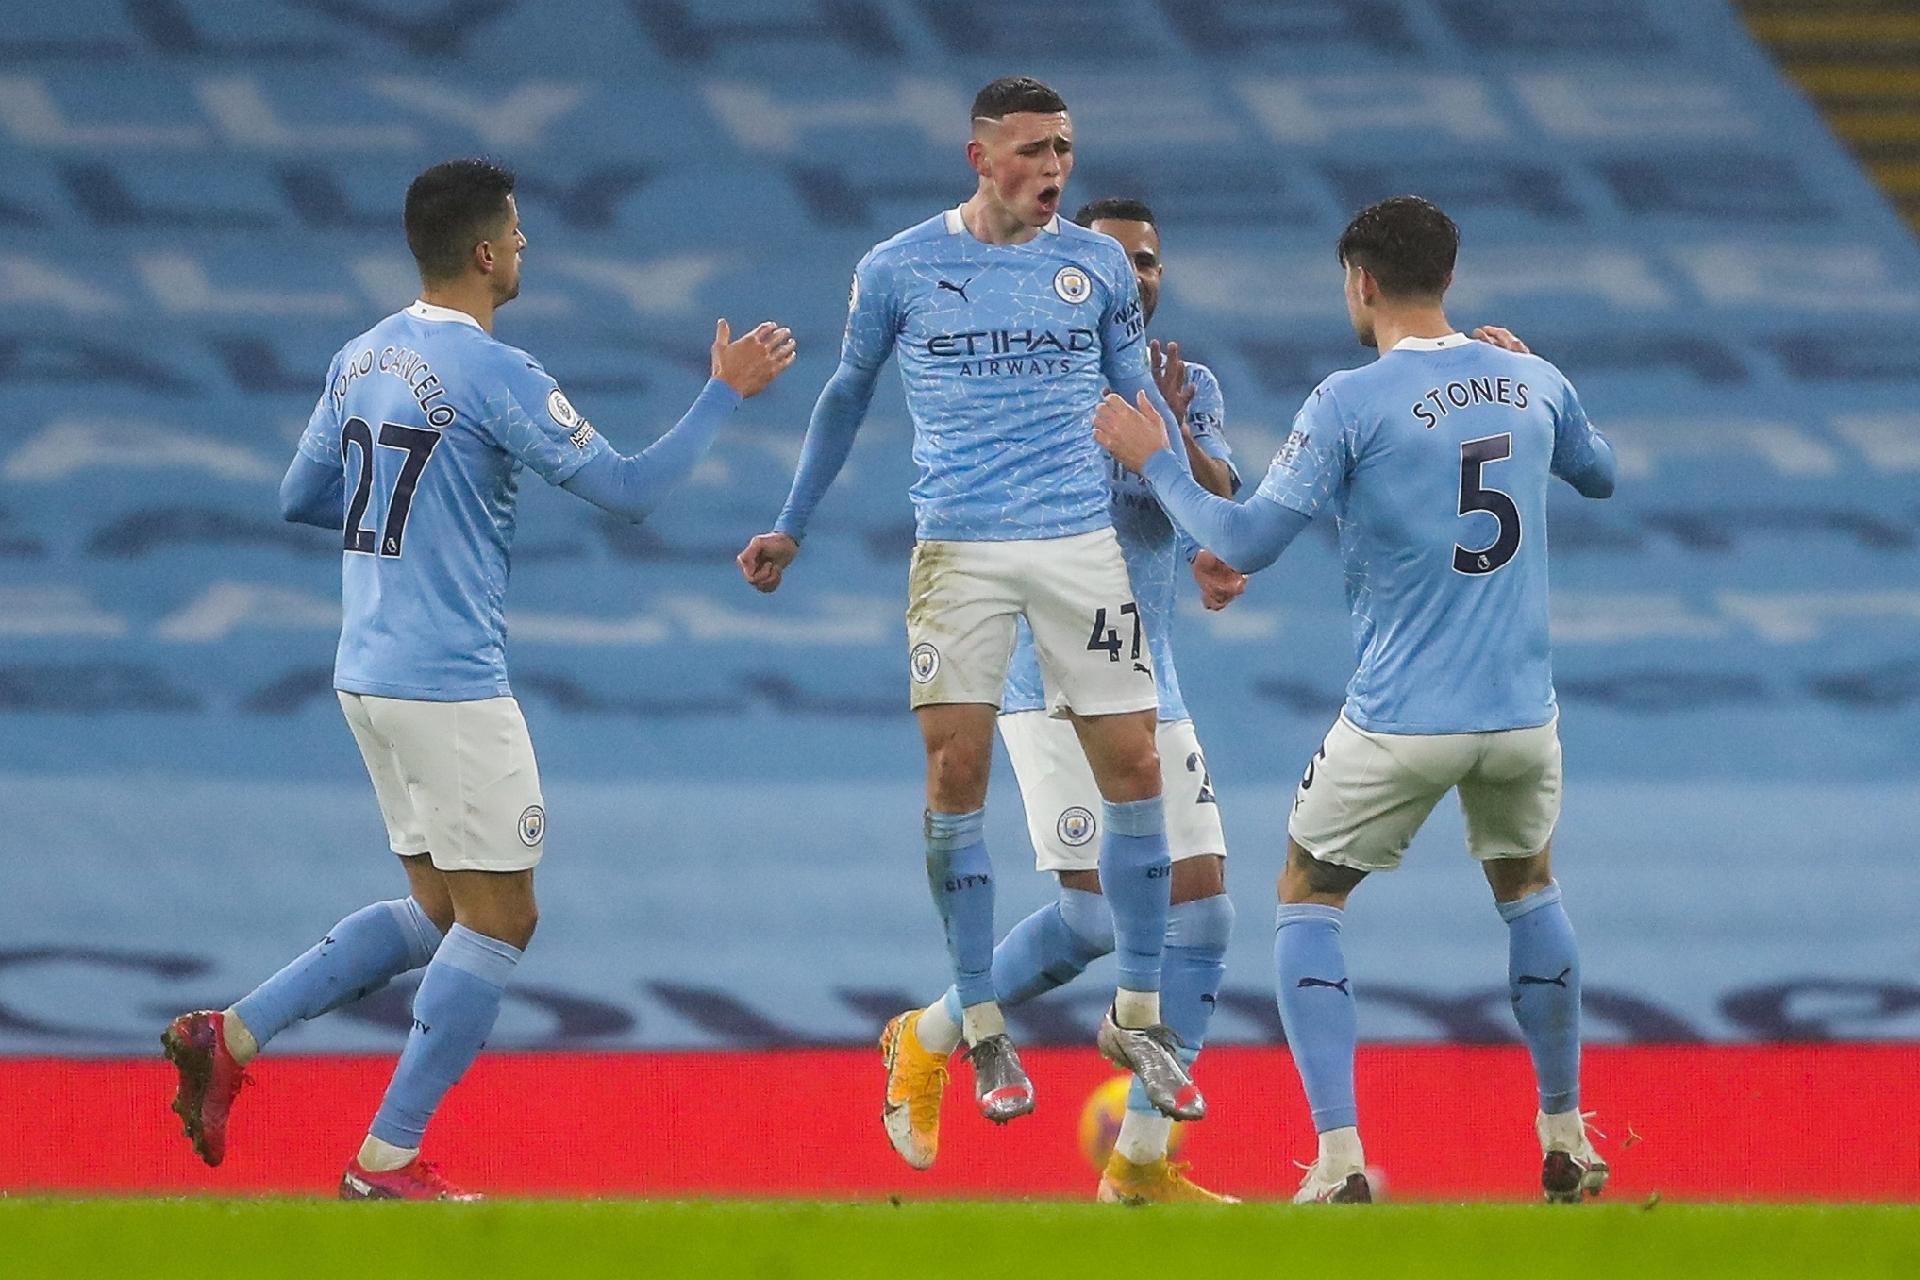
[
  {"left": 962, "top": 1033, "right": 1036, "bottom": 1123},
  {"left": 1096, "top": 1007, "right": 1206, "bottom": 1121}
]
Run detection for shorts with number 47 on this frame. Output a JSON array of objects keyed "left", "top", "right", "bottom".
[{"left": 904, "top": 527, "right": 1157, "bottom": 717}]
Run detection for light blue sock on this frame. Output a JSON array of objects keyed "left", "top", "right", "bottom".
[
  {"left": 1128, "top": 892, "right": 1233, "bottom": 1115},
  {"left": 1500, "top": 881, "right": 1582, "bottom": 1114},
  {"left": 938, "top": 887, "right": 1113, "bottom": 1016},
  {"left": 925, "top": 809, "right": 995, "bottom": 1008},
  {"left": 232, "top": 898, "right": 442, "bottom": 1046},
  {"left": 1099, "top": 797, "right": 1171, "bottom": 993},
  {"left": 369, "top": 924, "right": 521, "bottom": 1148},
  {"left": 1274, "top": 903, "right": 1358, "bottom": 1132}
]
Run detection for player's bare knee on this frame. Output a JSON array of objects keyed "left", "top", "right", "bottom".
[
  {"left": 1057, "top": 868, "right": 1102, "bottom": 894},
  {"left": 417, "top": 896, "right": 456, "bottom": 937},
  {"left": 1171, "top": 854, "right": 1226, "bottom": 904},
  {"left": 398, "top": 853, "right": 455, "bottom": 933},
  {"left": 927, "top": 741, "right": 991, "bottom": 810},
  {"left": 469, "top": 902, "right": 537, "bottom": 950},
  {"left": 1084, "top": 733, "right": 1159, "bottom": 801},
  {"left": 1280, "top": 840, "right": 1366, "bottom": 906},
  {"left": 1484, "top": 847, "right": 1554, "bottom": 903},
  {"left": 1101, "top": 757, "right": 1161, "bottom": 803}
]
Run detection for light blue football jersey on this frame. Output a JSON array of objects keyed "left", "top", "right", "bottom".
[
  {"left": 1256, "top": 334, "right": 1611, "bottom": 735},
  {"left": 295, "top": 301, "right": 611, "bottom": 701},
  {"left": 839, "top": 209, "right": 1152, "bottom": 541},
  {"left": 1002, "top": 361, "right": 1237, "bottom": 722}
]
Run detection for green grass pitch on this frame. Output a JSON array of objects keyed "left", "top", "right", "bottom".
[{"left": 3, "top": 1200, "right": 1915, "bottom": 1278}]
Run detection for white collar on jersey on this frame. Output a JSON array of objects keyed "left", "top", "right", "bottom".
[
  {"left": 1390, "top": 333, "right": 1472, "bottom": 352},
  {"left": 407, "top": 299, "right": 485, "bottom": 330},
  {"left": 943, "top": 206, "right": 1062, "bottom": 238}
]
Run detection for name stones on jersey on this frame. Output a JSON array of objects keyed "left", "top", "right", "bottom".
[{"left": 1053, "top": 265, "right": 1092, "bottom": 305}]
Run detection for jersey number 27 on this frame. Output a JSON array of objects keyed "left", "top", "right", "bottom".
[{"left": 342, "top": 418, "right": 441, "bottom": 558}]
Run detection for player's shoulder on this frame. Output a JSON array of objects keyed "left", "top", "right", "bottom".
[
  {"left": 483, "top": 335, "right": 546, "bottom": 376},
  {"left": 1307, "top": 363, "right": 1370, "bottom": 406},
  {"left": 1503, "top": 347, "right": 1573, "bottom": 389},
  {"left": 333, "top": 310, "right": 405, "bottom": 361},
  {"left": 1056, "top": 219, "right": 1130, "bottom": 267},
  {"left": 863, "top": 212, "right": 952, "bottom": 265}
]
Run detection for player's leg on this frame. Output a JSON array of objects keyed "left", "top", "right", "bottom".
[
  {"left": 1275, "top": 839, "right": 1370, "bottom": 1203},
  {"left": 884, "top": 710, "right": 1108, "bottom": 1169},
  {"left": 161, "top": 693, "right": 449, "bottom": 1168},
  {"left": 228, "top": 855, "right": 450, "bottom": 1060},
  {"left": 1462, "top": 719, "right": 1605, "bottom": 1202},
  {"left": 896, "top": 538, "right": 1034, "bottom": 1124},
  {"left": 966, "top": 711, "right": 1115, "bottom": 1019},
  {"left": 1101, "top": 853, "right": 1237, "bottom": 1206},
  {"left": 1279, "top": 717, "right": 1456, "bottom": 1204},
  {"left": 342, "top": 695, "right": 544, "bottom": 1201},
  {"left": 1023, "top": 528, "right": 1194, "bottom": 1116},
  {"left": 1070, "top": 705, "right": 1211, "bottom": 1119},
  {"left": 911, "top": 701, "right": 1037, "bottom": 1123},
  {"left": 1101, "top": 719, "right": 1235, "bottom": 1202}
]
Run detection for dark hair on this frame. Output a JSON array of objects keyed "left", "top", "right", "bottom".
[
  {"left": 1336, "top": 196, "right": 1458, "bottom": 298},
  {"left": 404, "top": 158, "right": 516, "bottom": 282},
  {"left": 1074, "top": 197, "right": 1156, "bottom": 229},
  {"left": 971, "top": 76, "right": 1067, "bottom": 122}
]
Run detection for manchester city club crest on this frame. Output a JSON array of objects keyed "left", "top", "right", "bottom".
[
  {"left": 518, "top": 804, "right": 545, "bottom": 847},
  {"left": 1053, "top": 265, "right": 1092, "bottom": 304},
  {"left": 910, "top": 642, "right": 940, "bottom": 684},
  {"left": 1056, "top": 806, "right": 1096, "bottom": 847}
]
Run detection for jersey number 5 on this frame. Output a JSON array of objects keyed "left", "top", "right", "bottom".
[
  {"left": 342, "top": 418, "right": 442, "bottom": 558},
  {"left": 1453, "top": 433, "right": 1520, "bottom": 576}
]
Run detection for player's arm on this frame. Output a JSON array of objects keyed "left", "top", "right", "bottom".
[
  {"left": 1097, "top": 374, "right": 1355, "bottom": 573},
  {"left": 739, "top": 253, "right": 898, "bottom": 593},
  {"left": 279, "top": 454, "right": 342, "bottom": 528},
  {"left": 1096, "top": 252, "right": 1210, "bottom": 569},
  {"left": 280, "top": 367, "right": 345, "bottom": 529},
  {"left": 1549, "top": 377, "right": 1616, "bottom": 499},
  {"left": 1151, "top": 341, "right": 1235, "bottom": 498},
  {"left": 1176, "top": 363, "right": 1246, "bottom": 606},
  {"left": 562, "top": 320, "right": 796, "bottom": 523}
]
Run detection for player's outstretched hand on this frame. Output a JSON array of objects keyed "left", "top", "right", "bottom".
[
  {"left": 737, "top": 531, "right": 799, "bottom": 594},
  {"left": 1192, "top": 549, "right": 1247, "bottom": 611},
  {"left": 1470, "top": 325, "right": 1530, "bottom": 354},
  {"left": 1149, "top": 339, "right": 1195, "bottom": 425},
  {"left": 712, "top": 319, "right": 798, "bottom": 398},
  {"left": 1092, "top": 390, "right": 1170, "bottom": 474}
]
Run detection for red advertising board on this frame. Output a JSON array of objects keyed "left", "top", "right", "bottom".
[{"left": 11, "top": 1045, "right": 1916, "bottom": 1200}]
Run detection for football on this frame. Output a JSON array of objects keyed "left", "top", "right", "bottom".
[{"left": 1076, "top": 1074, "right": 1187, "bottom": 1170}]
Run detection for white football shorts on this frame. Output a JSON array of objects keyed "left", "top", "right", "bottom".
[
  {"left": 1287, "top": 712, "right": 1562, "bottom": 872},
  {"left": 904, "top": 527, "right": 1157, "bottom": 717},
  {"left": 998, "top": 711, "right": 1226, "bottom": 872},
  {"left": 337, "top": 692, "right": 546, "bottom": 873}
]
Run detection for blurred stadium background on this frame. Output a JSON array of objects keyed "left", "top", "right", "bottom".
[{"left": 2, "top": 0, "right": 1917, "bottom": 1202}]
